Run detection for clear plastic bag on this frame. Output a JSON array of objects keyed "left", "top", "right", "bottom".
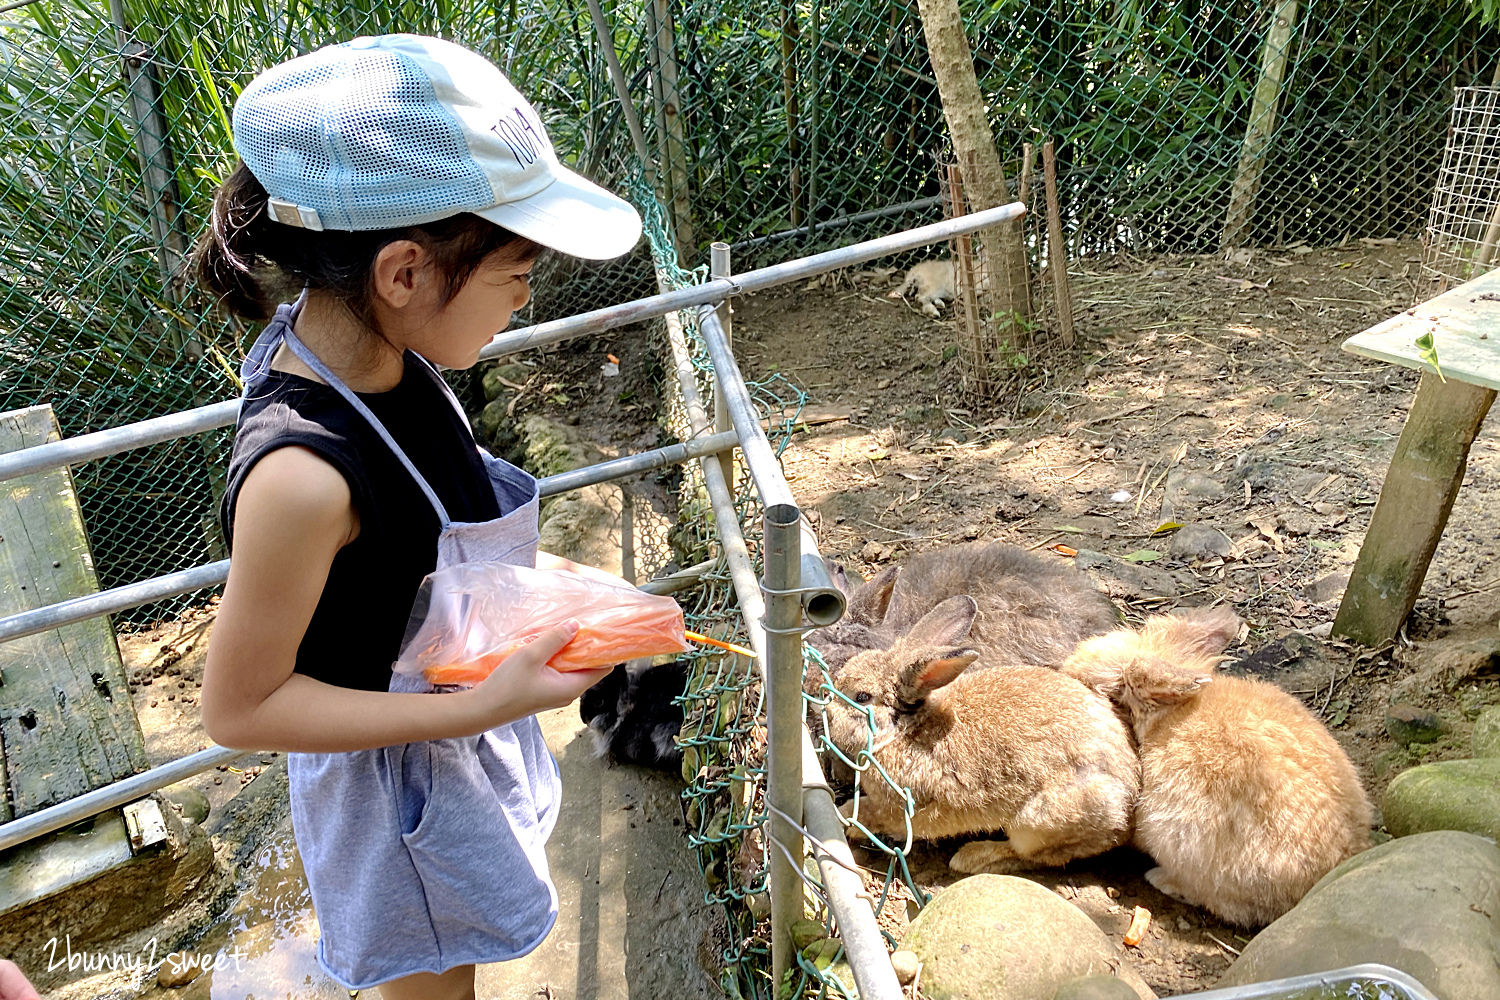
[{"left": 393, "top": 562, "right": 690, "bottom": 687}]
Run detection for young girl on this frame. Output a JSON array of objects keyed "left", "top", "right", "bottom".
[{"left": 197, "top": 35, "right": 642, "bottom": 1000}]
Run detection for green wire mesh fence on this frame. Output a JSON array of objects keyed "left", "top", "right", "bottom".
[
  {"left": 3, "top": 0, "right": 1497, "bottom": 620},
  {"left": 5, "top": 0, "right": 1500, "bottom": 993}
]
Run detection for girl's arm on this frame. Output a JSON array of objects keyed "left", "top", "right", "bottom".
[{"left": 202, "top": 445, "right": 608, "bottom": 753}]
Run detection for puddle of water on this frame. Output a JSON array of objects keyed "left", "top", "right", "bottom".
[{"left": 144, "top": 825, "right": 348, "bottom": 1000}]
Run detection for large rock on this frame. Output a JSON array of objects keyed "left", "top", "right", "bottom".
[
  {"left": 1474, "top": 706, "right": 1500, "bottom": 758},
  {"left": 1382, "top": 758, "right": 1500, "bottom": 840},
  {"left": 899, "top": 875, "right": 1152, "bottom": 1000},
  {"left": 1051, "top": 975, "right": 1142, "bottom": 1000},
  {"left": 1217, "top": 831, "right": 1500, "bottom": 1000}
]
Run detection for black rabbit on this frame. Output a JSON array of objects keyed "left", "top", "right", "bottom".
[{"left": 579, "top": 659, "right": 688, "bottom": 773}]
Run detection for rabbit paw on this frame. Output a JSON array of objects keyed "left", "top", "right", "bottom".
[
  {"left": 948, "top": 839, "right": 1033, "bottom": 874},
  {"left": 1144, "top": 866, "right": 1193, "bottom": 904}
]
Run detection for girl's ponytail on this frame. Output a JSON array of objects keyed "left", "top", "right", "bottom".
[{"left": 193, "top": 162, "right": 275, "bottom": 321}]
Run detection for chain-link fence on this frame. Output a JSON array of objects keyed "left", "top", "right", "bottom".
[{"left": 3, "top": 0, "right": 1496, "bottom": 618}]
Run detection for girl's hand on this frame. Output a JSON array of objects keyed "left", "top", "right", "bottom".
[
  {"left": 0, "top": 960, "right": 40, "bottom": 1000},
  {"left": 467, "top": 621, "right": 612, "bottom": 724}
]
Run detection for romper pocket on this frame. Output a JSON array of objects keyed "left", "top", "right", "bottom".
[{"left": 397, "top": 733, "right": 558, "bottom": 956}]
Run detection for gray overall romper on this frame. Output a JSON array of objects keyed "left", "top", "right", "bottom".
[{"left": 239, "top": 299, "right": 562, "bottom": 989}]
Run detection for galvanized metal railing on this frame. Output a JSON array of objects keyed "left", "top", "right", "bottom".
[{"left": 0, "top": 204, "right": 1024, "bottom": 998}]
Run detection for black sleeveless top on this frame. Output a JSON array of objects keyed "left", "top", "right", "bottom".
[{"left": 221, "top": 355, "right": 501, "bottom": 691}]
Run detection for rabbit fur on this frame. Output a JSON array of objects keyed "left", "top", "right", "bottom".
[
  {"left": 1060, "top": 607, "right": 1373, "bottom": 927},
  {"left": 824, "top": 595, "right": 1139, "bottom": 871},
  {"left": 579, "top": 659, "right": 688, "bottom": 773},
  {"left": 809, "top": 541, "right": 1118, "bottom": 677}
]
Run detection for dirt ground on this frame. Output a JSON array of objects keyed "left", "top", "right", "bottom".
[
  {"left": 729, "top": 239, "right": 1500, "bottom": 996},
  {"left": 96, "top": 239, "right": 1500, "bottom": 998}
]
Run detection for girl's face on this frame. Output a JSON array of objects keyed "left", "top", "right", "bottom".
[{"left": 404, "top": 251, "right": 536, "bottom": 369}]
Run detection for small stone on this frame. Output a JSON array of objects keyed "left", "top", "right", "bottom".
[
  {"left": 1386, "top": 704, "right": 1446, "bottom": 745},
  {"left": 1105, "top": 886, "right": 1121, "bottom": 900},
  {"left": 790, "top": 919, "right": 827, "bottom": 951},
  {"left": 890, "top": 950, "right": 920, "bottom": 985},
  {"left": 1474, "top": 706, "right": 1500, "bottom": 758},
  {"left": 157, "top": 955, "right": 204, "bottom": 988},
  {"left": 1304, "top": 572, "right": 1349, "bottom": 606},
  {"left": 1176, "top": 916, "right": 1193, "bottom": 930},
  {"left": 962, "top": 525, "right": 981, "bottom": 540},
  {"left": 161, "top": 783, "right": 210, "bottom": 825},
  {"left": 860, "top": 540, "right": 889, "bottom": 563},
  {"left": 1167, "top": 523, "right": 1235, "bottom": 561}
]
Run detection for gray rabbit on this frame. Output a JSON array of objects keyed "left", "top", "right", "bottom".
[{"left": 808, "top": 541, "right": 1118, "bottom": 677}]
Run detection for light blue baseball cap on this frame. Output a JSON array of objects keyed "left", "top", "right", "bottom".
[{"left": 231, "top": 34, "right": 642, "bottom": 260}]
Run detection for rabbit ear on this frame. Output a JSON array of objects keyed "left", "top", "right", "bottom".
[
  {"left": 901, "top": 649, "right": 981, "bottom": 700},
  {"left": 903, "top": 595, "right": 978, "bottom": 646},
  {"left": 1121, "top": 657, "right": 1213, "bottom": 708},
  {"left": 845, "top": 564, "right": 900, "bottom": 625},
  {"left": 1145, "top": 606, "right": 1241, "bottom": 660}
]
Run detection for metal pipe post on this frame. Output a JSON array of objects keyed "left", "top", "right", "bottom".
[
  {"left": 696, "top": 307, "right": 843, "bottom": 625},
  {"left": 665, "top": 310, "right": 903, "bottom": 1000},
  {"left": 0, "top": 744, "right": 243, "bottom": 852},
  {"left": 763, "top": 503, "right": 805, "bottom": 990},
  {"left": 710, "top": 242, "right": 737, "bottom": 490}
]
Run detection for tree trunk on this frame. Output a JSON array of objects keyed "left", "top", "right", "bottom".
[{"left": 914, "top": 0, "right": 1031, "bottom": 350}]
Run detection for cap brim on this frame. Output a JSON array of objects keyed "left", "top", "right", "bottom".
[{"left": 473, "top": 164, "right": 643, "bottom": 260}]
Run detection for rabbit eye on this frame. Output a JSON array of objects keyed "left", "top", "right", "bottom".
[{"left": 853, "top": 691, "right": 873, "bottom": 705}]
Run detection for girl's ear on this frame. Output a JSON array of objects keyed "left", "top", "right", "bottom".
[{"left": 371, "top": 239, "right": 428, "bottom": 309}]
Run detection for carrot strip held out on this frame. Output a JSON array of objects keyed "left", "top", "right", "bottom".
[{"left": 424, "top": 602, "right": 689, "bottom": 685}]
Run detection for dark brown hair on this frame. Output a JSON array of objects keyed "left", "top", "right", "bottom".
[{"left": 193, "top": 161, "right": 543, "bottom": 325}]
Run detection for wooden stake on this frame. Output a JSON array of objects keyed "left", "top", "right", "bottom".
[
  {"left": 1222, "top": 0, "right": 1299, "bottom": 250},
  {"left": 1042, "top": 139, "right": 1075, "bottom": 347},
  {"left": 1333, "top": 374, "right": 1496, "bottom": 646},
  {"left": 642, "top": 0, "right": 693, "bottom": 262},
  {"left": 1019, "top": 141, "right": 1035, "bottom": 208},
  {"left": 781, "top": 0, "right": 802, "bottom": 227}
]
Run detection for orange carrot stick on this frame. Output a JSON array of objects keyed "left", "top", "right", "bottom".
[
  {"left": 424, "top": 603, "right": 689, "bottom": 685},
  {"left": 684, "top": 630, "right": 756, "bottom": 658},
  {"left": 1122, "top": 905, "right": 1151, "bottom": 946}
]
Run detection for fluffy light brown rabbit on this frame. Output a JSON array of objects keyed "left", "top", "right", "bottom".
[
  {"left": 1061, "top": 607, "right": 1373, "bottom": 927},
  {"left": 824, "top": 595, "right": 1139, "bottom": 872}
]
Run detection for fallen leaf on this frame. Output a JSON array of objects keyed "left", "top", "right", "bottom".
[
  {"left": 1050, "top": 543, "right": 1079, "bottom": 557},
  {"left": 1152, "top": 521, "right": 1185, "bottom": 535},
  {"left": 1123, "top": 549, "right": 1162, "bottom": 563}
]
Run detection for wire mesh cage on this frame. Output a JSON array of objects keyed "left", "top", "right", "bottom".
[{"left": 1420, "top": 86, "right": 1500, "bottom": 299}]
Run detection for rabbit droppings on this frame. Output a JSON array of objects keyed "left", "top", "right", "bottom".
[
  {"left": 825, "top": 595, "right": 1139, "bottom": 872},
  {"left": 1061, "top": 607, "right": 1373, "bottom": 927},
  {"left": 808, "top": 541, "right": 1118, "bottom": 676}
]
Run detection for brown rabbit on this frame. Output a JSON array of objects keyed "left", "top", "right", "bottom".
[
  {"left": 1061, "top": 608, "right": 1373, "bottom": 927},
  {"left": 823, "top": 595, "right": 1139, "bottom": 871},
  {"left": 808, "top": 542, "right": 1118, "bottom": 676}
]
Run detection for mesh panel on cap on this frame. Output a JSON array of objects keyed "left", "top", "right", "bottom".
[{"left": 235, "top": 45, "right": 493, "bottom": 230}]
